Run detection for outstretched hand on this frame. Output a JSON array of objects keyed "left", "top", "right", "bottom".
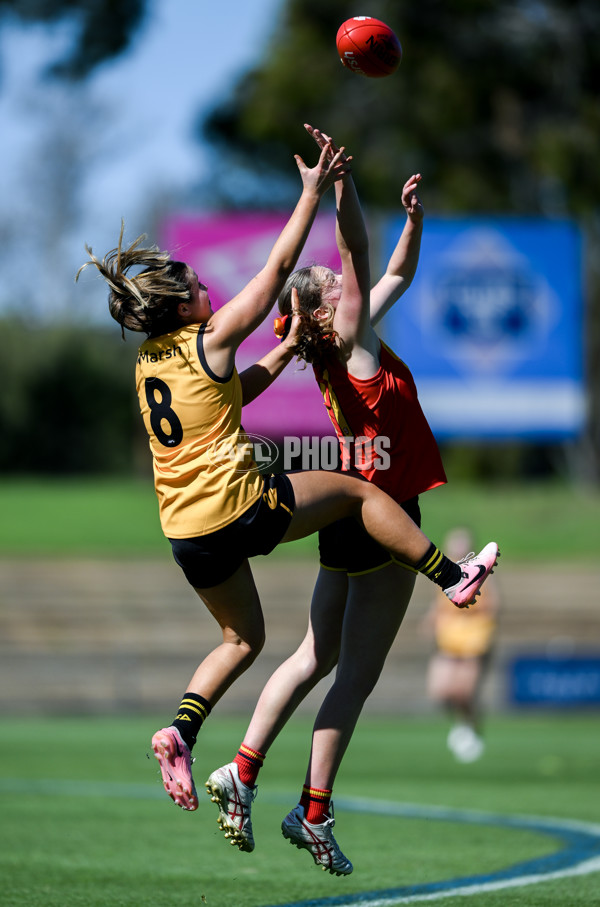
[
  {"left": 305, "top": 123, "right": 352, "bottom": 167},
  {"left": 402, "top": 173, "right": 424, "bottom": 222},
  {"left": 295, "top": 138, "right": 351, "bottom": 195}
]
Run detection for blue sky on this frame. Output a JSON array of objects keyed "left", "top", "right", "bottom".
[
  {"left": 80, "top": 0, "right": 286, "bottom": 217},
  {"left": 0, "top": 0, "right": 285, "bottom": 316}
]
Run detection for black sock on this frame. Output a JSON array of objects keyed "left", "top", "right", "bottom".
[
  {"left": 415, "top": 543, "right": 461, "bottom": 589},
  {"left": 171, "top": 692, "right": 211, "bottom": 751}
]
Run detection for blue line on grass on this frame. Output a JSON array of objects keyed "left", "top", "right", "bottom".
[
  {"left": 264, "top": 797, "right": 600, "bottom": 906},
  {"left": 2, "top": 780, "right": 599, "bottom": 904}
]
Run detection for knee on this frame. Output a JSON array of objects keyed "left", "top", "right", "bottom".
[
  {"left": 246, "top": 628, "right": 266, "bottom": 662},
  {"left": 338, "top": 664, "right": 380, "bottom": 702},
  {"left": 354, "top": 674, "right": 379, "bottom": 701},
  {"left": 296, "top": 641, "right": 338, "bottom": 684},
  {"left": 229, "top": 627, "right": 266, "bottom": 665},
  {"left": 304, "top": 651, "right": 337, "bottom": 684}
]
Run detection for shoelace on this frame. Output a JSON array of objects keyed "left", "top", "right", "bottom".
[{"left": 457, "top": 551, "right": 475, "bottom": 565}]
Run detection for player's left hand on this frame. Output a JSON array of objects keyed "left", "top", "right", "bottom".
[{"left": 402, "top": 173, "right": 424, "bottom": 222}]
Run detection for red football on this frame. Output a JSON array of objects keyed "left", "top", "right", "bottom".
[{"left": 336, "top": 17, "right": 402, "bottom": 78}]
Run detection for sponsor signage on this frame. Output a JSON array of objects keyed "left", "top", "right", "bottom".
[
  {"left": 162, "top": 213, "right": 585, "bottom": 441},
  {"left": 381, "top": 218, "right": 585, "bottom": 439},
  {"left": 509, "top": 655, "right": 600, "bottom": 706}
]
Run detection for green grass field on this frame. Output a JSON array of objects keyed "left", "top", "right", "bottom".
[
  {"left": 1, "top": 715, "right": 599, "bottom": 907},
  {"left": 2, "top": 477, "right": 598, "bottom": 903},
  {"left": 0, "top": 476, "right": 598, "bottom": 561}
]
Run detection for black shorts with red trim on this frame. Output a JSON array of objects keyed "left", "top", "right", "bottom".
[
  {"left": 318, "top": 496, "right": 421, "bottom": 576},
  {"left": 169, "top": 473, "right": 295, "bottom": 589}
]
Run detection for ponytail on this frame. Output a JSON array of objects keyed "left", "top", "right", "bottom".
[{"left": 76, "top": 221, "right": 190, "bottom": 338}]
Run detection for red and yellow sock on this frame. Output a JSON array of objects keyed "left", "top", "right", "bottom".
[
  {"left": 300, "top": 784, "right": 332, "bottom": 825},
  {"left": 233, "top": 743, "right": 265, "bottom": 788}
]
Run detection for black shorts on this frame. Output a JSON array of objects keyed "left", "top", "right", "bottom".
[
  {"left": 318, "top": 496, "right": 422, "bottom": 576},
  {"left": 169, "top": 473, "right": 295, "bottom": 589}
]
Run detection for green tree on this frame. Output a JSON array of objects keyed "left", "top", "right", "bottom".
[
  {"left": 200, "top": 0, "right": 599, "bottom": 214},
  {"left": 0, "top": 321, "right": 141, "bottom": 474}
]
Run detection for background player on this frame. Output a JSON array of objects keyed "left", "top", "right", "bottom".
[{"left": 425, "top": 527, "right": 501, "bottom": 762}]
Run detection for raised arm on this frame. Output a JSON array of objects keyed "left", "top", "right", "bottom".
[
  {"left": 370, "top": 174, "right": 424, "bottom": 327},
  {"left": 305, "top": 125, "right": 375, "bottom": 361},
  {"left": 207, "top": 139, "right": 349, "bottom": 368}
]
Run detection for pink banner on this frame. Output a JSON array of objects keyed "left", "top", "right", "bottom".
[{"left": 162, "top": 212, "right": 340, "bottom": 436}]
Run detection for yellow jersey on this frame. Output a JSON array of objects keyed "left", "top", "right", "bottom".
[
  {"left": 434, "top": 585, "right": 497, "bottom": 658},
  {"left": 135, "top": 324, "right": 263, "bottom": 538}
]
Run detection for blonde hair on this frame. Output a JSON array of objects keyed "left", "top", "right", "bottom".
[
  {"left": 76, "top": 221, "right": 191, "bottom": 338},
  {"left": 278, "top": 266, "right": 339, "bottom": 365}
]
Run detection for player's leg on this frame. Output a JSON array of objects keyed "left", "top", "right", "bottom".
[
  {"left": 284, "top": 470, "right": 429, "bottom": 562},
  {"left": 430, "top": 654, "right": 486, "bottom": 762},
  {"left": 281, "top": 564, "right": 415, "bottom": 876},
  {"left": 448, "top": 658, "right": 481, "bottom": 714},
  {"left": 284, "top": 470, "right": 498, "bottom": 607},
  {"left": 243, "top": 568, "right": 347, "bottom": 754},
  {"left": 152, "top": 560, "right": 265, "bottom": 811},
  {"left": 187, "top": 559, "right": 266, "bottom": 703},
  {"left": 206, "top": 567, "right": 347, "bottom": 852},
  {"left": 427, "top": 652, "right": 457, "bottom": 707},
  {"left": 446, "top": 657, "right": 486, "bottom": 761},
  {"left": 306, "top": 564, "right": 416, "bottom": 792}
]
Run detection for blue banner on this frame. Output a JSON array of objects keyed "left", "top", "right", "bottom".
[
  {"left": 509, "top": 656, "right": 600, "bottom": 706},
  {"left": 381, "top": 218, "right": 585, "bottom": 439}
]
